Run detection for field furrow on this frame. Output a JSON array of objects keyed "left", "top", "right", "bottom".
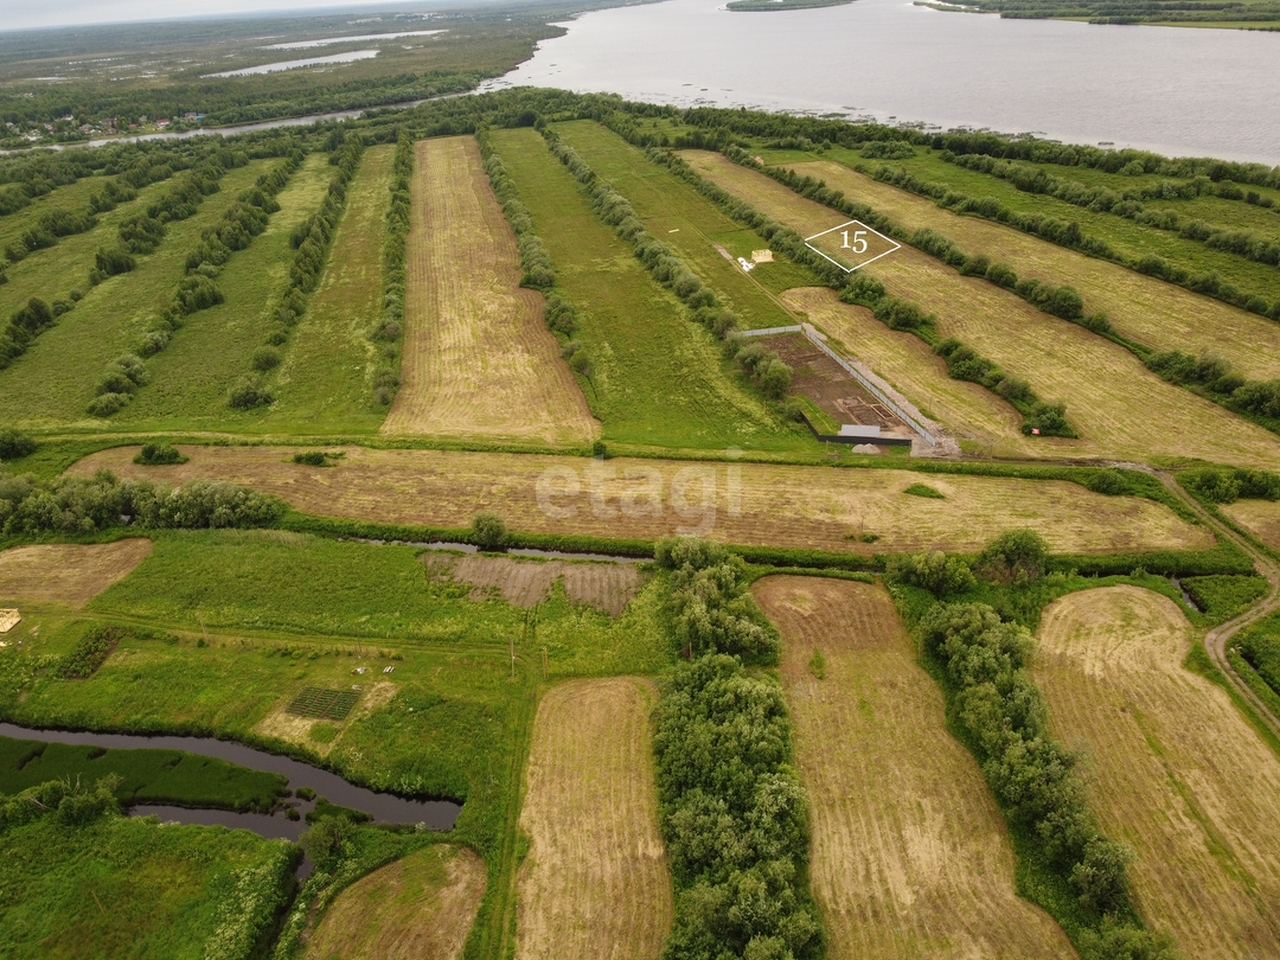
[
  {"left": 68, "top": 444, "right": 1212, "bottom": 556},
  {"left": 785, "top": 158, "right": 1280, "bottom": 382},
  {"left": 1034, "top": 586, "right": 1280, "bottom": 958},
  {"left": 515, "top": 677, "right": 671, "bottom": 960},
  {"left": 754, "top": 576, "right": 1076, "bottom": 960},
  {"left": 382, "top": 136, "right": 597, "bottom": 444},
  {"left": 682, "top": 151, "right": 1280, "bottom": 468}
]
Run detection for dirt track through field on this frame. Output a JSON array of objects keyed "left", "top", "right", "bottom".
[
  {"left": 0, "top": 540, "right": 153, "bottom": 607},
  {"left": 754, "top": 576, "right": 1076, "bottom": 960},
  {"left": 302, "top": 845, "right": 486, "bottom": 960},
  {"left": 382, "top": 136, "right": 598, "bottom": 444},
  {"left": 786, "top": 159, "right": 1280, "bottom": 382},
  {"left": 515, "top": 677, "right": 671, "bottom": 960},
  {"left": 1035, "top": 586, "right": 1280, "bottom": 958},
  {"left": 683, "top": 151, "right": 1280, "bottom": 469},
  {"left": 69, "top": 445, "right": 1211, "bottom": 556}
]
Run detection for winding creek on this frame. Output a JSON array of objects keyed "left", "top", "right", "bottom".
[{"left": 0, "top": 723, "right": 462, "bottom": 841}]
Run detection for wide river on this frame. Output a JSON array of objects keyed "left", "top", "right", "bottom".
[{"left": 483, "top": 0, "right": 1280, "bottom": 164}]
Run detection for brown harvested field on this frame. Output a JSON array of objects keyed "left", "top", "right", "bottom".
[
  {"left": 1222, "top": 499, "right": 1280, "bottom": 552},
  {"left": 1034, "top": 586, "right": 1280, "bottom": 958},
  {"left": 753, "top": 576, "right": 1076, "bottom": 960},
  {"left": 424, "top": 553, "right": 646, "bottom": 616},
  {"left": 382, "top": 136, "right": 598, "bottom": 444},
  {"left": 69, "top": 445, "right": 1211, "bottom": 556},
  {"left": 0, "top": 540, "right": 153, "bottom": 607},
  {"left": 781, "top": 287, "right": 1032, "bottom": 455},
  {"left": 785, "top": 159, "right": 1280, "bottom": 382},
  {"left": 301, "top": 844, "right": 486, "bottom": 960},
  {"left": 515, "top": 677, "right": 671, "bottom": 960},
  {"left": 682, "top": 151, "right": 1280, "bottom": 469}
]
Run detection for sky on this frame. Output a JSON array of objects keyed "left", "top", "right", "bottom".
[{"left": 0, "top": 0, "right": 426, "bottom": 32}]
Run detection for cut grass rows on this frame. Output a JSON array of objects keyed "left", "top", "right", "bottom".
[
  {"left": 786, "top": 157, "right": 1280, "bottom": 383},
  {"left": 1034, "top": 586, "right": 1280, "bottom": 959},
  {"left": 382, "top": 135, "right": 597, "bottom": 445},
  {"left": 68, "top": 444, "right": 1212, "bottom": 556},
  {"left": 0, "top": 161, "right": 272, "bottom": 428},
  {"left": 490, "top": 127, "right": 808, "bottom": 454},
  {"left": 515, "top": 677, "right": 670, "bottom": 960},
  {"left": 755, "top": 576, "right": 1076, "bottom": 959},
  {"left": 682, "top": 151, "right": 1280, "bottom": 469}
]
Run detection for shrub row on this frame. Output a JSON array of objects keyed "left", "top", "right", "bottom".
[
  {"left": 839, "top": 273, "right": 1076, "bottom": 436},
  {"left": 541, "top": 127, "right": 794, "bottom": 400},
  {"left": 370, "top": 130, "right": 414, "bottom": 405},
  {"left": 0, "top": 467, "right": 287, "bottom": 536},
  {"left": 0, "top": 297, "right": 58, "bottom": 372},
  {"left": 656, "top": 537, "right": 781, "bottom": 663},
  {"left": 918, "top": 601, "right": 1173, "bottom": 957},
  {"left": 228, "top": 137, "right": 363, "bottom": 412},
  {"left": 1179, "top": 464, "right": 1280, "bottom": 504},
  {"left": 653, "top": 654, "right": 822, "bottom": 960},
  {"left": 619, "top": 136, "right": 1077, "bottom": 433},
  {"left": 943, "top": 151, "right": 1280, "bottom": 270},
  {"left": 1144, "top": 350, "right": 1280, "bottom": 432},
  {"left": 872, "top": 157, "right": 1280, "bottom": 323},
  {"left": 56, "top": 624, "right": 125, "bottom": 679}
]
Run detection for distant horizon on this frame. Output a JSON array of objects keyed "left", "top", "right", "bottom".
[{"left": 0, "top": 0, "right": 465, "bottom": 33}]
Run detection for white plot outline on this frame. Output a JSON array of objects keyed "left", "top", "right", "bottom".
[{"left": 803, "top": 219, "right": 901, "bottom": 273}]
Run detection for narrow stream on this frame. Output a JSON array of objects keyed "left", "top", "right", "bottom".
[{"left": 0, "top": 723, "right": 462, "bottom": 838}]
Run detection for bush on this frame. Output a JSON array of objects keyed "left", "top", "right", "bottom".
[
  {"left": 86, "top": 392, "right": 131, "bottom": 418},
  {"left": 133, "top": 443, "right": 187, "bottom": 466},
  {"left": 228, "top": 375, "right": 274, "bottom": 410},
  {"left": 886, "top": 550, "right": 975, "bottom": 596},
  {"left": 471, "top": 511, "right": 509, "bottom": 550},
  {"left": 292, "top": 451, "right": 327, "bottom": 466},
  {"left": 0, "top": 428, "right": 36, "bottom": 461},
  {"left": 977, "top": 529, "right": 1048, "bottom": 583},
  {"left": 251, "top": 346, "right": 281, "bottom": 372}
]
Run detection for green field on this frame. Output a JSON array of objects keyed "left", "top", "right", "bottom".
[
  {"left": 0, "top": 161, "right": 271, "bottom": 428},
  {"left": 0, "top": 799, "right": 295, "bottom": 960},
  {"left": 259, "top": 145, "right": 395, "bottom": 434},
  {"left": 553, "top": 120, "right": 807, "bottom": 330},
  {"left": 490, "top": 126, "right": 811, "bottom": 454},
  {"left": 0, "top": 175, "right": 109, "bottom": 258},
  {"left": 113, "top": 153, "right": 332, "bottom": 428}
]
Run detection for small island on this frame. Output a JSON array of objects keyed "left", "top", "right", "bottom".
[{"left": 727, "top": 0, "right": 855, "bottom": 11}]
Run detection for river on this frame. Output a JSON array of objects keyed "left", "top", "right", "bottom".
[{"left": 482, "top": 0, "right": 1280, "bottom": 164}]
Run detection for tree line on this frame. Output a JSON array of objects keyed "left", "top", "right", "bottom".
[
  {"left": 370, "top": 129, "right": 415, "bottom": 406},
  {"left": 652, "top": 538, "right": 821, "bottom": 960}
]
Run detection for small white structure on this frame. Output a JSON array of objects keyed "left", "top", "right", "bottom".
[
  {"left": 737, "top": 256, "right": 755, "bottom": 273},
  {"left": 839, "top": 424, "right": 882, "bottom": 439},
  {"left": 0, "top": 609, "right": 20, "bottom": 633}
]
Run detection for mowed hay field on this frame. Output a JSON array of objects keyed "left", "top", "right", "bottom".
[
  {"left": 259, "top": 145, "right": 393, "bottom": 434},
  {"left": 1222, "top": 499, "right": 1280, "bottom": 552},
  {"left": 784, "top": 159, "right": 1280, "bottom": 382},
  {"left": 68, "top": 445, "right": 1211, "bottom": 555},
  {"left": 1034, "top": 586, "right": 1280, "bottom": 958},
  {"left": 682, "top": 152, "right": 1280, "bottom": 469},
  {"left": 753, "top": 576, "right": 1076, "bottom": 960},
  {"left": 515, "top": 677, "right": 671, "bottom": 960},
  {"left": 781, "top": 287, "right": 1033, "bottom": 455},
  {"left": 302, "top": 845, "right": 486, "bottom": 960},
  {"left": 382, "top": 136, "right": 597, "bottom": 444},
  {"left": 0, "top": 539, "right": 153, "bottom": 607}
]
